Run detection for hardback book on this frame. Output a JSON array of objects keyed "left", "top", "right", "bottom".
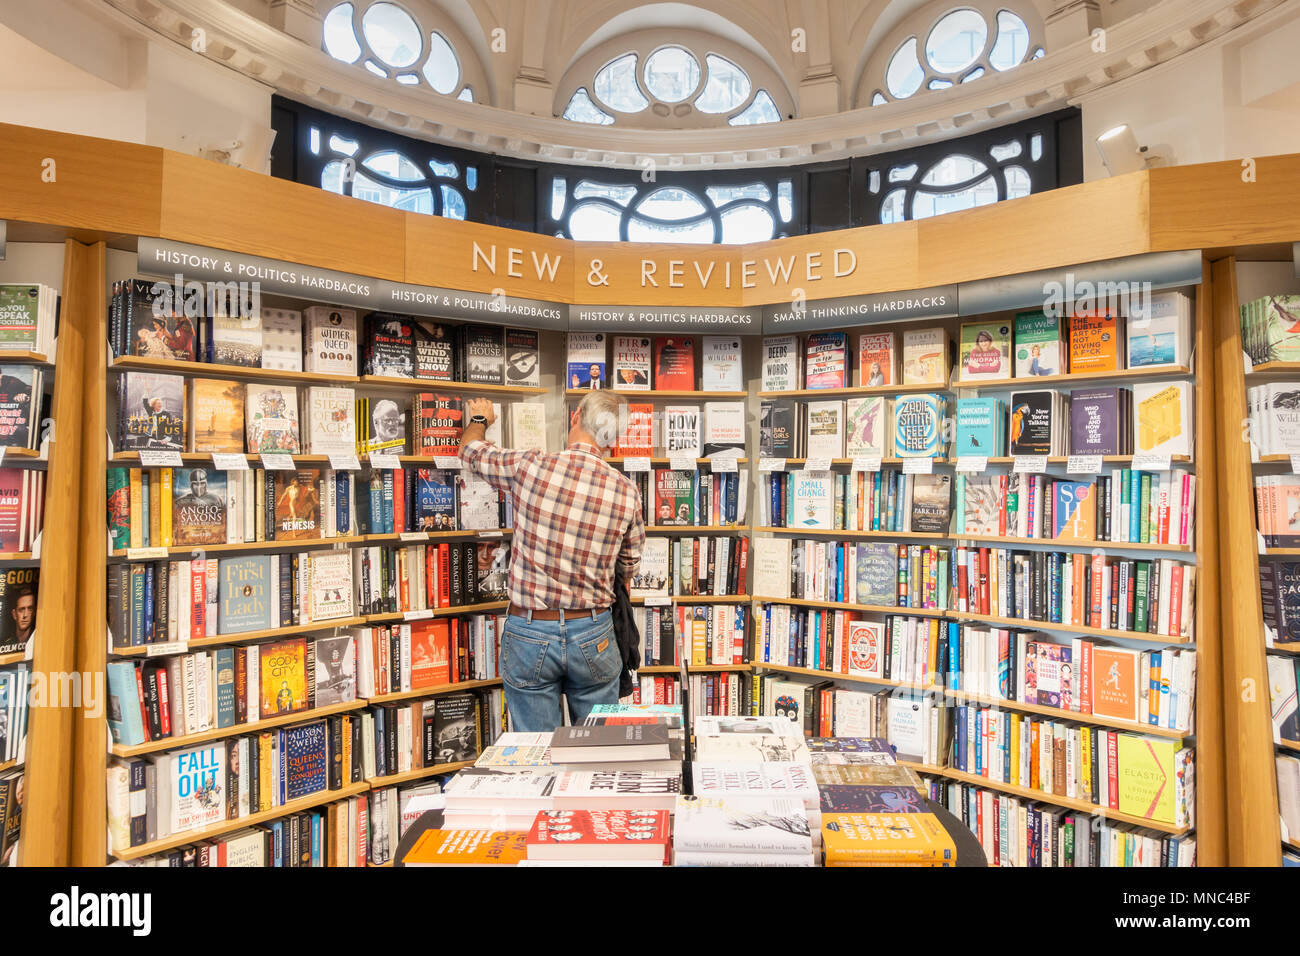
[
  {"left": 616, "top": 402, "right": 654, "bottom": 458},
  {"left": 187, "top": 378, "right": 245, "bottom": 453},
  {"left": 761, "top": 336, "right": 801, "bottom": 392},
  {"left": 1068, "top": 309, "right": 1123, "bottom": 373},
  {"left": 818, "top": 784, "right": 928, "bottom": 814},
  {"left": 804, "top": 332, "right": 848, "bottom": 389},
  {"left": 551, "top": 771, "right": 683, "bottom": 810},
  {"left": 283, "top": 722, "right": 328, "bottom": 801},
  {"left": 550, "top": 724, "right": 672, "bottom": 762},
  {"left": 0, "top": 469, "right": 39, "bottom": 553},
  {"left": 357, "top": 395, "right": 407, "bottom": 455},
  {"left": 503, "top": 329, "right": 541, "bottom": 387},
  {"left": 1268, "top": 655, "right": 1300, "bottom": 743},
  {"left": 363, "top": 313, "right": 416, "bottom": 377},
  {"left": 1014, "top": 309, "right": 1063, "bottom": 377},
  {"left": 416, "top": 469, "right": 458, "bottom": 531},
  {"left": 954, "top": 398, "right": 1005, "bottom": 457},
  {"left": 693, "top": 715, "right": 801, "bottom": 737},
  {"left": 959, "top": 320, "right": 1012, "bottom": 382},
  {"left": 217, "top": 556, "right": 272, "bottom": 634},
  {"left": 673, "top": 795, "right": 812, "bottom": 855},
  {"left": 902, "top": 327, "right": 949, "bottom": 385},
  {"left": 171, "top": 467, "right": 228, "bottom": 546},
  {"left": 457, "top": 473, "right": 500, "bottom": 530},
  {"left": 309, "top": 549, "right": 353, "bottom": 621},
  {"left": 663, "top": 404, "right": 702, "bottom": 458},
  {"left": 414, "top": 394, "right": 461, "bottom": 456},
  {"left": 892, "top": 394, "right": 945, "bottom": 458},
  {"left": 845, "top": 396, "right": 892, "bottom": 457},
  {"left": 805, "top": 400, "right": 845, "bottom": 459},
  {"left": 1034, "top": 643, "right": 1073, "bottom": 709},
  {"left": 567, "top": 333, "right": 607, "bottom": 389},
  {"left": 303, "top": 306, "right": 358, "bottom": 375},
  {"left": 245, "top": 383, "right": 301, "bottom": 455},
  {"left": 432, "top": 691, "right": 480, "bottom": 763},
  {"left": 811, "top": 763, "right": 924, "bottom": 791},
  {"left": 404, "top": 829, "right": 529, "bottom": 866},
  {"left": 702, "top": 336, "right": 744, "bottom": 391},
  {"left": 631, "top": 537, "right": 670, "bottom": 598},
  {"left": 1089, "top": 645, "right": 1141, "bottom": 721},
  {"left": 510, "top": 402, "right": 548, "bottom": 452},
  {"left": 412, "top": 321, "right": 457, "bottom": 381},
  {"left": 612, "top": 336, "right": 652, "bottom": 390},
  {"left": 259, "top": 638, "right": 308, "bottom": 717},
  {"left": 274, "top": 468, "right": 319, "bottom": 538},
  {"left": 313, "top": 634, "right": 356, "bottom": 705},
  {"left": 1133, "top": 381, "right": 1193, "bottom": 456},
  {"left": 475, "top": 542, "right": 510, "bottom": 601},
  {"left": 155, "top": 744, "right": 226, "bottom": 835},
  {"left": 259, "top": 307, "right": 303, "bottom": 372},
  {"left": 1052, "top": 481, "right": 1096, "bottom": 542},
  {"left": 654, "top": 337, "right": 696, "bottom": 391},
  {"left": 1128, "top": 291, "right": 1192, "bottom": 370},
  {"left": 0, "top": 283, "right": 56, "bottom": 354},
  {"left": 855, "top": 543, "right": 898, "bottom": 606},
  {"left": 759, "top": 400, "right": 799, "bottom": 458},
  {"left": 118, "top": 371, "right": 184, "bottom": 451},
  {"left": 527, "top": 809, "right": 670, "bottom": 861},
  {"left": 1009, "top": 390, "right": 1063, "bottom": 456},
  {"left": 822, "top": 812, "right": 956, "bottom": 864},
  {"left": 1069, "top": 388, "right": 1129, "bottom": 455},
  {"left": 886, "top": 697, "right": 928, "bottom": 762},
  {"left": 303, "top": 386, "right": 356, "bottom": 455},
  {"left": 792, "top": 472, "right": 833, "bottom": 529},
  {"left": 909, "top": 474, "right": 952, "bottom": 534},
  {"left": 0, "top": 570, "right": 37, "bottom": 655},
  {"left": 702, "top": 402, "right": 745, "bottom": 457},
  {"left": 460, "top": 324, "right": 505, "bottom": 385},
  {"left": 752, "top": 537, "right": 793, "bottom": 598},
  {"left": 409, "top": 620, "right": 451, "bottom": 688},
  {"left": 209, "top": 308, "right": 262, "bottom": 368},
  {"left": 846, "top": 620, "right": 885, "bottom": 678},
  {"left": 654, "top": 470, "right": 695, "bottom": 525},
  {"left": 1115, "top": 736, "right": 1193, "bottom": 826},
  {"left": 857, "top": 331, "right": 897, "bottom": 387},
  {"left": 690, "top": 762, "right": 819, "bottom": 812},
  {"left": 960, "top": 476, "right": 1001, "bottom": 535}
]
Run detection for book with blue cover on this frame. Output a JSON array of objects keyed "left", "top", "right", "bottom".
[
  {"left": 817, "top": 784, "right": 928, "bottom": 813},
  {"left": 217, "top": 555, "right": 273, "bottom": 634},
  {"left": 893, "top": 394, "right": 945, "bottom": 458},
  {"left": 105, "top": 661, "right": 147, "bottom": 747},
  {"left": 281, "top": 721, "right": 328, "bottom": 803},
  {"left": 1052, "top": 480, "right": 1096, "bottom": 542},
  {"left": 954, "top": 398, "right": 1005, "bottom": 456},
  {"left": 416, "top": 468, "right": 457, "bottom": 531}
]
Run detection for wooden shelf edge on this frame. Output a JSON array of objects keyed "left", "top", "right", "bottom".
[
  {"left": 110, "top": 699, "right": 367, "bottom": 758},
  {"left": 110, "top": 536, "right": 367, "bottom": 559},
  {"left": 364, "top": 602, "right": 509, "bottom": 624},
  {"left": 109, "top": 615, "right": 371, "bottom": 655},
  {"left": 362, "top": 677, "right": 502, "bottom": 704},
  {"left": 110, "top": 355, "right": 361, "bottom": 385},
  {"left": 367, "top": 759, "right": 476, "bottom": 787}
]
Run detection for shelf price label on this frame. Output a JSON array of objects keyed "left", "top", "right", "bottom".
[
  {"left": 329, "top": 454, "right": 362, "bottom": 472},
  {"left": 478, "top": 529, "right": 504, "bottom": 538},
  {"left": 1290, "top": 454, "right": 1300, "bottom": 475},
  {"left": 403, "top": 609, "right": 435, "bottom": 621},
  {"left": 758, "top": 458, "right": 785, "bottom": 472},
  {"left": 369, "top": 453, "right": 402, "bottom": 470},
  {"left": 125, "top": 547, "right": 168, "bottom": 561},
  {"left": 1131, "top": 453, "right": 1172, "bottom": 472},
  {"left": 260, "top": 453, "right": 295, "bottom": 471},
  {"left": 211, "top": 453, "right": 249, "bottom": 472},
  {"left": 399, "top": 531, "right": 430, "bottom": 542},
  {"left": 711, "top": 457, "right": 739, "bottom": 473},
  {"left": 146, "top": 641, "right": 188, "bottom": 657},
  {"left": 851, "top": 455, "right": 882, "bottom": 473},
  {"left": 902, "top": 457, "right": 934, "bottom": 475},
  {"left": 434, "top": 456, "right": 463, "bottom": 470},
  {"left": 955, "top": 456, "right": 987, "bottom": 473},
  {"left": 668, "top": 455, "right": 698, "bottom": 472},
  {"left": 139, "top": 450, "right": 183, "bottom": 468},
  {"left": 643, "top": 596, "right": 671, "bottom": 607},
  {"left": 802, "top": 456, "right": 832, "bottom": 473},
  {"left": 1013, "top": 455, "right": 1048, "bottom": 474},
  {"left": 1067, "top": 455, "right": 1103, "bottom": 475},
  {"left": 623, "top": 457, "right": 652, "bottom": 473}
]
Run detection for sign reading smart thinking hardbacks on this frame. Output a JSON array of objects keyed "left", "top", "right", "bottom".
[{"left": 762, "top": 287, "right": 957, "bottom": 334}]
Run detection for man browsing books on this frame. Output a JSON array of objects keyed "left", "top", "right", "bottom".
[{"left": 459, "top": 392, "right": 645, "bottom": 731}]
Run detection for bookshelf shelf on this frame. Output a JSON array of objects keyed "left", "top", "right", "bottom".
[
  {"left": 750, "top": 595, "right": 946, "bottom": 617},
  {"left": 1278, "top": 739, "right": 1300, "bottom": 753},
  {"left": 981, "top": 455, "right": 1192, "bottom": 466},
  {"left": 1244, "top": 360, "right": 1300, "bottom": 380},
  {"left": 955, "top": 610, "right": 1191, "bottom": 645},
  {"left": 777, "top": 457, "right": 952, "bottom": 467},
  {"left": 363, "top": 375, "right": 544, "bottom": 395},
  {"left": 110, "top": 781, "right": 371, "bottom": 861},
  {"left": 110, "top": 452, "right": 335, "bottom": 466},
  {"left": 754, "top": 661, "right": 928, "bottom": 690},
  {"left": 607, "top": 457, "right": 748, "bottom": 467},
  {"left": 951, "top": 365, "right": 1192, "bottom": 391},
  {"left": 362, "top": 529, "right": 513, "bottom": 543},
  {"left": 109, "top": 535, "right": 367, "bottom": 560},
  {"left": 566, "top": 388, "right": 746, "bottom": 399},
  {"left": 1273, "top": 642, "right": 1300, "bottom": 654},
  {"left": 0, "top": 448, "right": 40, "bottom": 460},
  {"left": 953, "top": 534, "right": 1193, "bottom": 554},
  {"left": 944, "top": 689, "right": 1191, "bottom": 740},
  {"left": 0, "top": 651, "right": 31, "bottom": 667},
  {"left": 638, "top": 664, "right": 751, "bottom": 673},
  {"left": 108, "top": 616, "right": 370, "bottom": 656},
  {"left": 758, "top": 382, "right": 940, "bottom": 399},
  {"left": 1264, "top": 548, "right": 1300, "bottom": 556},
  {"left": 0, "top": 350, "right": 51, "bottom": 366},
  {"left": 754, "top": 525, "right": 949, "bottom": 541},
  {"left": 631, "top": 594, "right": 750, "bottom": 605},
  {"left": 645, "top": 524, "right": 746, "bottom": 534},
  {"left": 110, "top": 699, "right": 368, "bottom": 758},
  {"left": 110, "top": 355, "right": 360, "bottom": 386},
  {"left": 363, "top": 601, "right": 509, "bottom": 625},
  {"left": 367, "top": 759, "right": 476, "bottom": 788},
  {"left": 0, "top": 551, "right": 36, "bottom": 563},
  {"left": 903, "top": 761, "right": 1194, "bottom": 835},
  {"left": 0, "top": 758, "right": 19, "bottom": 774},
  {"left": 362, "top": 677, "right": 502, "bottom": 705}
]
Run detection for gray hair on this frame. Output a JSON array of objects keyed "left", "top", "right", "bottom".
[{"left": 576, "top": 390, "right": 624, "bottom": 449}]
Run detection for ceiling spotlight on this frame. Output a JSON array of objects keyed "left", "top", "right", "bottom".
[{"left": 1096, "top": 124, "right": 1148, "bottom": 176}]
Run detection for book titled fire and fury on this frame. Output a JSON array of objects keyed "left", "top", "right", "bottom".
[
  {"left": 612, "top": 336, "right": 652, "bottom": 390},
  {"left": 526, "top": 809, "right": 670, "bottom": 861}
]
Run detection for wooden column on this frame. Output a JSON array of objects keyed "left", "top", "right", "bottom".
[
  {"left": 1210, "top": 255, "right": 1282, "bottom": 864},
  {"left": 19, "top": 238, "right": 96, "bottom": 865}
]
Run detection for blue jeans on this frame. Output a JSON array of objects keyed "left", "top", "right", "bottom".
[{"left": 501, "top": 610, "right": 621, "bottom": 733}]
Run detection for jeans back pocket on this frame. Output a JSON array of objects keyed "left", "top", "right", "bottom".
[{"left": 501, "top": 628, "right": 551, "bottom": 690}]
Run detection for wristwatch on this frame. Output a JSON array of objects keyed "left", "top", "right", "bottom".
[{"left": 469, "top": 415, "right": 489, "bottom": 426}]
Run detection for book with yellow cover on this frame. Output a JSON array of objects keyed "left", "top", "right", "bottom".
[
  {"left": 188, "top": 378, "right": 245, "bottom": 453},
  {"left": 403, "top": 828, "right": 528, "bottom": 865},
  {"left": 1116, "top": 734, "right": 1194, "bottom": 826},
  {"left": 821, "top": 812, "right": 956, "bottom": 864},
  {"left": 1133, "top": 381, "right": 1193, "bottom": 456},
  {"left": 1068, "top": 309, "right": 1123, "bottom": 373},
  {"left": 259, "top": 638, "right": 309, "bottom": 718},
  {"left": 811, "top": 763, "right": 926, "bottom": 792}
]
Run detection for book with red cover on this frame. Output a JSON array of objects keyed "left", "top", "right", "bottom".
[
  {"left": 653, "top": 337, "right": 695, "bottom": 391},
  {"left": 409, "top": 619, "right": 450, "bottom": 689},
  {"left": 415, "top": 394, "right": 462, "bottom": 456},
  {"left": 0, "top": 469, "right": 24, "bottom": 552},
  {"left": 526, "top": 809, "right": 670, "bottom": 861},
  {"left": 617, "top": 402, "right": 654, "bottom": 457}
]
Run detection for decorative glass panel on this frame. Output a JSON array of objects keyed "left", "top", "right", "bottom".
[
  {"left": 428, "top": 158, "right": 458, "bottom": 177},
  {"left": 363, "top": 150, "right": 424, "bottom": 181},
  {"left": 635, "top": 187, "right": 707, "bottom": 219},
  {"left": 880, "top": 189, "right": 907, "bottom": 224},
  {"left": 322, "top": 160, "right": 349, "bottom": 194},
  {"left": 911, "top": 175, "right": 999, "bottom": 219},
  {"left": 961, "top": 66, "right": 985, "bottom": 83},
  {"left": 466, "top": 166, "right": 477, "bottom": 191},
  {"left": 871, "top": 91, "right": 887, "bottom": 106},
  {"left": 886, "top": 38, "right": 924, "bottom": 98},
  {"left": 329, "top": 134, "right": 360, "bottom": 156},
  {"left": 440, "top": 185, "right": 466, "bottom": 219},
  {"left": 364, "top": 60, "right": 387, "bottom": 77},
  {"left": 458, "top": 87, "right": 473, "bottom": 102},
  {"left": 1005, "top": 165, "right": 1031, "bottom": 199},
  {"left": 563, "top": 89, "right": 614, "bottom": 125},
  {"left": 868, "top": 170, "right": 881, "bottom": 194},
  {"left": 323, "top": 4, "right": 361, "bottom": 64},
  {"left": 309, "top": 127, "right": 320, "bottom": 155},
  {"left": 728, "top": 89, "right": 780, "bottom": 125},
  {"left": 423, "top": 33, "right": 460, "bottom": 94},
  {"left": 1031, "top": 47, "right": 1044, "bottom": 60},
  {"left": 551, "top": 178, "right": 567, "bottom": 219},
  {"left": 706, "top": 184, "right": 771, "bottom": 204},
  {"left": 928, "top": 78, "right": 953, "bottom": 90},
  {"left": 777, "top": 180, "right": 793, "bottom": 222},
  {"left": 719, "top": 204, "right": 775, "bottom": 243},
  {"left": 889, "top": 163, "right": 918, "bottom": 182},
  {"left": 989, "top": 140, "right": 1022, "bottom": 161},
  {"left": 920, "top": 154, "right": 988, "bottom": 187},
  {"left": 1031, "top": 134, "right": 1043, "bottom": 161},
  {"left": 925, "top": 9, "right": 988, "bottom": 74},
  {"left": 574, "top": 181, "right": 637, "bottom": 204},
  {"left": 695, "top": 55, "right": 751, "bottom": 114},
  {"left": 594, "top": 54, "right": 649, "bottom": 113},
  {"left": 627, "top": 217, "right": 715, "bottom": 243},
  {"left": 569, "top": 201, "right": 622, "bottom": 241},
  {"left": 990, "top": 11, "right": 1030, "bottom": 71},
  {"left": 362, "top": 2, "right": 421, "bottom": 68},
  {"left": 395, "top": 73, "right": 419, "bottom": 85},
  {"left": 644, "top": 47, "right": 701, "bottom": 103},
  {"left": 350, "top": 171, "right": 433, "bottom": 214}
]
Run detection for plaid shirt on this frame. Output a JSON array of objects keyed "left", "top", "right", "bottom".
[{"left": 460, "top": 439, "right": 645, "bottom": 610}]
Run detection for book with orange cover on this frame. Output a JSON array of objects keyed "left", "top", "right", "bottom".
[
  {"left": 409, "top": 619, "right": 451, "bottom": 689},
  {"left": 821, "top": 812, "right": 956, "bottom": 865},
  {"left": 259, "top": 638, "right": 308, "bottom": 718},
  {"left": 616, "top": 402, "right": 654, "bottom": 457},
  {"left": 1090, "top": 645, "right": 1141, "bottom": 722},
  {"left": 403, "top": 828, "right": 528, "bottom": 865},
  {"left": 1068, "top": 310, "right": 1123, "bottom": 372}
]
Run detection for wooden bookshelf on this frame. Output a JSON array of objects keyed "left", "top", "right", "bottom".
[
  {"left": 362, "top": 529, "right": 513, "bottom": 543},
  {"left": 367, "top": 759, "right": 476, "bottom": 788},
  {"left": 0, "top": 350, "right": 51, "bottom": 366},
  {"left": 0, "top": 758, "right": 20, "bottom": 774},
  {"left": 950, "top": 365, "right": 1192, "bottom": 391},
  {"left": 953, "top": 534, "right": 1193, "bottom": 554},
  {"left": 111, "top": 354, "right": 361, "bottom": 385},
  {"left": 981, "top": 455, "right": 1192, "bottom": 466},
  {"left": 1244, "top": 360, "right": 1300, "bottom": 380},
  {"left": 758, "top": 382, "right": 940, "bottom": 399},
  {"left": 364, "top": 374, "right": 544, "bottom": 395},
  {"left": 755, "top": 525, "right": 949, "bottom": 541},
  {"left": 944, "top": 689, "right": 1191, "bottom": 740},
  {"left": 754, "top": 661, "right": 932, "bottom": 690},
  {"left": 110, "top": 781, "right": 370, "bottom": 862},
  {"left": 111, "top": 452, "right": 335, "bottom": 466},
  {"left": 0, "top": 651, "right": 30, "bottom": 667},
  {"left": 645, "top": 524, "right": 746, "bottom": 534},
  {"left": 750, "top": 595, "right": 947, "bottom": 617},
  {"left": 108, "top": 616, "right": 370, "bottom": 656},
  {"left": 777, "top": 457, "right": 951, "bottom": 467},
  {"left": 1278, "top": 739, "right": 1300, "bottom": 754},
  {"left": 631, "top": 594, "right": 749, "bottom": 605},
  {"left": 607, "top": 457, "right": 748, "bottom": 467},
  {"left": 566, "top": 388, "right": 746, "bottom": 399},
  {"left": 638, "top": 664, "right": 751, "bottom": 674},
  {"left": 109, "top": 535, "right": 367, "bottom": 559},
  {"left": 0, "top": 448, "right": 40, "bottom": 460},
  {"left": 110, "top": 699, "right": 367, "bottom": 758},
  {"left": 362, "top": 677, "right": 502, "bottom": 705},
  {"left": 954, "top": 610, "right": 1192, "bottom": 645},
  {"left": 0, "top": 551, "right": 42, "bottom": 563},
  {"left": 364, "top": 601, "right": 509, "bottom": 625}
]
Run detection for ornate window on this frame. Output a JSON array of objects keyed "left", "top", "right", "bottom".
[
  {"left": 546, "top": 173, "right": 794, "bottom": 243},
  {"left": 557, "top": 31, "right": 792, "bottom": 129},
  {"left": 322, "top": 2, "right": 481, "bottom": 103},
  {"left": 861, "top": 3, "right": 1045, "bottom": 106}
]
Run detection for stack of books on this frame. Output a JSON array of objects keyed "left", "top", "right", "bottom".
[
  {"left": 672, "top": 794, "right": 814, "bottom": 866},
  {"left": 522, "top": 809, "right": 671, "bottom": 867}
]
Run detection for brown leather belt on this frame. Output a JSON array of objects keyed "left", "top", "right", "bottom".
[{"left": 508, "top": 604, "right": 609, "bottom": 621}]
